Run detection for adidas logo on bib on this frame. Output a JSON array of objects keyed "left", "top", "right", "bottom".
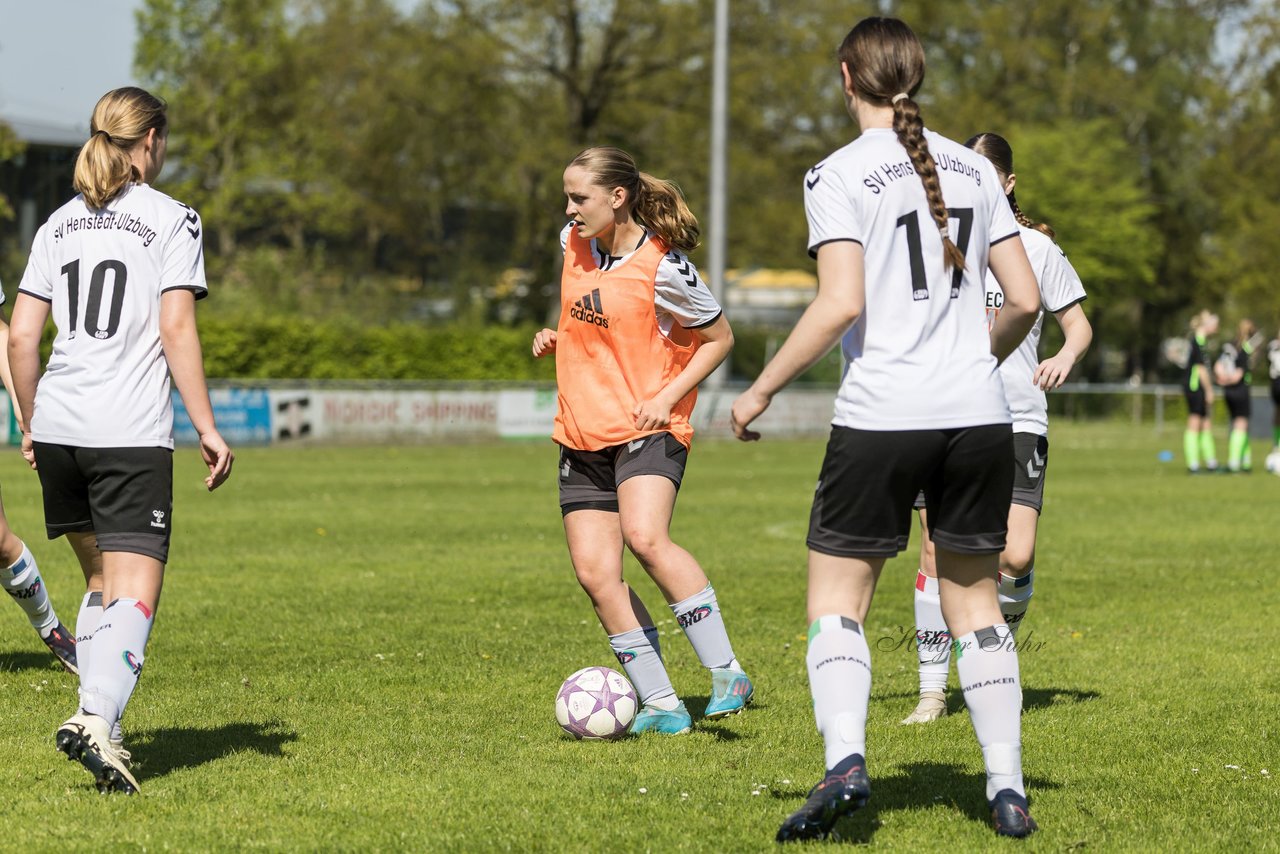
[{"left": 570, "top": 288, "right": 609, "bottom": 328}]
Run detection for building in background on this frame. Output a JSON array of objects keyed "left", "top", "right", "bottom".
[{"left": 0, "top": 113, "right": 80, "bottom": 255}]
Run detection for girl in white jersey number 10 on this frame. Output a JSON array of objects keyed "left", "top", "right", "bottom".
[
  {"left": 905, "top": 132, "right": 1093, "bottom": 726},
  {"left": 730, "top": 17, "right": 1042, "bottom": 842},
  {"left": 9, "top": 87, "right": 233, "bottom": 795}
]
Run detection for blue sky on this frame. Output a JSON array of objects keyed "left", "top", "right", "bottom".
[{"left": 0, "top": 0, "right": 139, "bottom": 140}]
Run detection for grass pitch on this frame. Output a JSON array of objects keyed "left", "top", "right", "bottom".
[{"left": 0, "top": 421, "right": 1275, "bottom": 851}]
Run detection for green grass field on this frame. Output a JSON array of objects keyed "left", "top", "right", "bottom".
[{"left": 0, "top": 422, "right": 1275, "bottom": 851}]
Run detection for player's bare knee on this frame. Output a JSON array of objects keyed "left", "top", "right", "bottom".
[{"left": 999, "top": 547, "right": 1034, "bottom": 578}]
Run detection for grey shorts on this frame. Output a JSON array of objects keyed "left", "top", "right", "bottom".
[
  {"left": 1011, "top": 432, "right": 1048, "bottom": 512},
  {"left": 557, "top": 433, "right": 688, "bottom": 515}
]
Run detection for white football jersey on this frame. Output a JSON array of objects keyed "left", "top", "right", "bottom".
[
  {"left": 18, "top": 184, "right": 207, "bottom": 449},
  {"left": 984, "top": 226, "right": 1086, "bottom": 436},
  {"left": 1269, "top": 339, "right": 1280, "bottom": 381},
  {"left": 805, "top": 128, "right": 1019, "bottom": 430},
  {"left": 558, "top": 223, "right": 723, "bottom": 334}
]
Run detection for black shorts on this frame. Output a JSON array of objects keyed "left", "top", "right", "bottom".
[
  {"left": 557, "top": 433, "right": 688, "bottom": 515},
  {"left": 33, "top": 443, "right": 174, "bottom": 563},
  {"left": 1011, "top": 432, "right": 1049, "bottom": 512},
  {"left": 1185, "top": 386, "right": 1207, "bottom": 417},
  {"left": 1271, "top": 378, "right": 1280, "bottom": 407},
  {"left": 807, "top": 424, "right": 1013, "bottom": 558},
  {"left": 1224, "top": 385, "right": 1251, "bottom": 421}
]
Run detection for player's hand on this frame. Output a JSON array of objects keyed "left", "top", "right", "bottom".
[
  {"left": 731, "top": 387, "right": 771, "bottom": 442},
  {"left": 199, "top": 430, "right": 234, "bottom": 491},
  {"left": 20, "top": 433, "right": 35, "bottom": 470},
  {"left": 633, "top": 394, "right": 674, "bottom": 431},
  {"left": 532, "top": 328, "right": 557, "bottom": 358},
  {"left": 1033, "top": 351, "right": 1075, "bottom": 390}
]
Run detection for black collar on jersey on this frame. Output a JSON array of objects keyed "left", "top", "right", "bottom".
[{"left": 595, "top": 232, "right": 648, "bottom": 271}]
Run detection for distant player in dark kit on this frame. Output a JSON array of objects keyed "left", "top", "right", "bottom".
[
  {"left": 731, "top": 18, "right": 1042, "bottom": 840},
  {"left": 1183, "top": 310, "right": 1219, "bottom": 473},
  {"left": 10, "top": 86, "right": 234, "bottom": 794},
  {"left": 532, "top": 146, "right": 752, "bottom": 735},
  {"left": 1215, "top": 318, "right": 1261, "bottom": 473}
]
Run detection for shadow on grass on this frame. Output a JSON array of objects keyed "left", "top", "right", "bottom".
[
  {"left": 878, "top": 686, "right": 1101, "bottom": 715},
  {"left": 0, "top": 650, "right": 64, "bottom": 674},
  {"left": 131, "top": 720, "right": 298, "bottom": 780},
  {"left": 769, "top": 763, "right": 1060, "bottom": 843}
]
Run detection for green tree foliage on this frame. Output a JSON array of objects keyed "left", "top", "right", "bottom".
[
  {"left": 133, "top": 0, "right": 1264, "bottom": 380},
  {"left": 0, "top": 120, "right": 24, "bottom": 223}
]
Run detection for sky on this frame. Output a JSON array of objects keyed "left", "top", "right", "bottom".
[{"left": 0, "top": 0, "right": 140, "bottom": 141}]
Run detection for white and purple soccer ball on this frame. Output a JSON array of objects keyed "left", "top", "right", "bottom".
[{"left": 555, "top": 666, "right": 637, "bottom": 740}]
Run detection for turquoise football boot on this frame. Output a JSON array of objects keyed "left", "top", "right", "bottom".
[
  {"left": 704, "top": 668, "right": 754, "bottom": 718},
  {"left": 631, "top": 700, "right": 692, "bottom": 734}
]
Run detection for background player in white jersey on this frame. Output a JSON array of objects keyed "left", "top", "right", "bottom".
[
  {"left": 1267, "top": 332, "right": 1280, "bottom": 473},
  {"left": 9, "top": 87, "right": 233, "bottom": 794},
  {"left": 905, "top": 132, "right": 1093, "bottom": 725},
  {"left": 1183, "top": 310, "right": 1220, "bottom": 473},
  {"left": 532, "top": 147, "right": 749, "bottom": 735},
  {"left": 729, "top": 17, "right": 1041, "bottom": 841},
  {"left": 1214, "top": 319, "right": 1261, "bottom": 473},
  {"left": 0, "top": 277, "right": 78, "bottom": 673}
]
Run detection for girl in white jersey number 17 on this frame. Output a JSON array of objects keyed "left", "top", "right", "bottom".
[
  {"left": 905, "top": 132, "right": 1093, "bottom": 726},
  {"left": 9, "top": 87, "right": 233, "bottom": 795},
  {"left": 730, "top": 17, "right": 1042, "bottom": 842}
]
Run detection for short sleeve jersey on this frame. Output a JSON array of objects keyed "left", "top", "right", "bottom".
[
  {"left": 558, "top": 223, "right": 722, "bottom": 335},
  {"left": 18, "top": 184, "right": 207, "bottom": 449},
  {"left": 1218, "top": 340, "right": 1252, "bottom": 387},
  {"left": 983, "top": 225, "right": 1086, "bottom": 435},
  {"left": 805, "top": 128, "right": 1019, "bottom": 430}
]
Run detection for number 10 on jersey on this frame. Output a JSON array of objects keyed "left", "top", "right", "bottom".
[{"left": 60, "top": 259, "right": 127, "bottom": 340}]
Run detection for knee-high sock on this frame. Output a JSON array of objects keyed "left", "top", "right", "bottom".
[
  {"left": 1228, "top": 429, "right": 1248, "bottom": 471},
  {"left": 1, "top": 544, "right": 57, "bottom": 635},
  {"left": 807, "top": 615, "right": 871, "bottom": 770},
  {"left": 913, "top": 571, "right": 950, "bottom": 693},
  {"left": 80, "top": 598, "right": 154, "bottom": 728},
  {"left": 74, "top": 591, "right": 122, "bottom": 742},
  {"left": 1184, "top": 430, "right": 1201, "bottom": 469},
  {"left": 996, "top": 569, "right": 1034, "bottom": 639},
  {"left": 609, "top": 625, "right": 677, "bottom": 708},
  {"left": 955, "top": 625, "right": 1025, "bottom": 800},
  {"left": 670, "top": 584, "right": 738, "bottom": 671},
  {"left": 1200, "top": 430, "right": 1218, "bottom": 468}
]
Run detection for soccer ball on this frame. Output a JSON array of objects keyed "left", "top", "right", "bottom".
[
  {"left": 555, "top": 666, "right": 637, "bottom": 740},
  {"left": 1266, "top": 449, "right": 1280, "bottom": 475}
]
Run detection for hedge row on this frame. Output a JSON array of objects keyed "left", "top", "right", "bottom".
[{"left": 30, "top": 317, "right": 839, "bottom": 383}]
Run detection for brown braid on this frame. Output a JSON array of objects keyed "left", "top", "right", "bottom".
[
  {"left": 839, "top": 18, "right": 964, "bottom": 270},
  {"left": 892, "top": 99, "right": 965, "bottom": 269},
  {"left": 965, "top": 132, "right": 1056, "bottom": 240}
]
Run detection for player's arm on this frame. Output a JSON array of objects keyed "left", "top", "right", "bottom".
[
  {"left": 7, "top": 293, "right": 50, "bottom": 469},
  {"left": 0, "top": 310, "right": 26, "bottom": 427},
  {"left": 1034, "top": 303, "right": 1093, "bottom": 390},
  {"left": 633, "top": 314, "right": 733, "bottom": 431},
  {"left": 1213, "top": 356, "right": 1242, "bottom": 386},
  {"left": 731, "top": 240, "right": 863, "bottom": 440},
  {"left": 987, "top": 237, "right": 1039, "bottom": 364},
  {"left": 160, "top": 289, "right": 233, "bottom": 490}
]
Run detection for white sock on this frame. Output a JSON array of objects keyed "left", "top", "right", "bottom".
[
  {"left": 807, "top": 615, "right": 871, "bottom": 770},
  {"left": 609, "top": 625, "right": 677, "bottom": 708},
  {"left": 955, "top": 625, "right": 1025, "bottom": 800},
  {"left": 80, "top": 598, "right": 154, "bottom": 729},
  {"left": 1, "top": 544, "right": 57, "bottom": 635},
  {"left": 670, "top": 584, "right": 737, "bottom": 670},
  {"left": 913, "top": 571, "right": 950, "bottom": 693},
  {"left": 997, "top": 569, "right": 1034, "bottom": 638}
]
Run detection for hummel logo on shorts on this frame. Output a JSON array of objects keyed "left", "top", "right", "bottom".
[
  {"left": 628, "top": 439, "right": 646, "bottom": 454},
  {"left": 569, "top": 288, "right": 609, "bottom": 328}
]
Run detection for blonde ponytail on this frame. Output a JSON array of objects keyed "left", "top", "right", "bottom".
[
  {"left": 635, "top": 172, "right": 700, "bottom": 253},
  {"left": 73, "top": 87, "right": 167, "bottom": 210}
]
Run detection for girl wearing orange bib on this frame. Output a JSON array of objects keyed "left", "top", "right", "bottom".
[{"left": 532, "top": 146, "right": 751, "bottom": 734}]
